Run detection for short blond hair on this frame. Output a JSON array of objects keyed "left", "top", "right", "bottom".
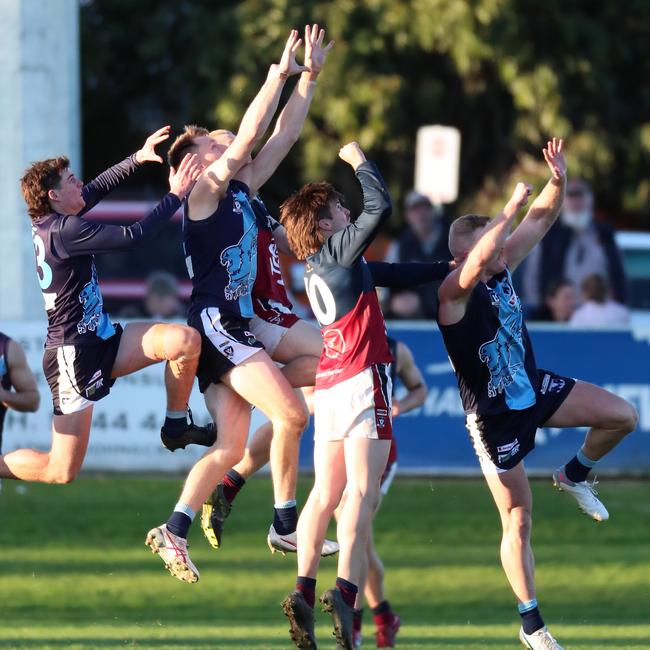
[
  {"left": 167, "top": 125, "right": 209, "bottom": 169},
  {"left": 448, "top": 214, "right": 491, "bottom": 257}
]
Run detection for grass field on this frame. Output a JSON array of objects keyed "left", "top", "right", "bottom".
[{"left": 0, "top": 476, "right": 648, "bottom": 649}]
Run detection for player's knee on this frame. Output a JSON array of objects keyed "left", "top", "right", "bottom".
[
  {"left": 275, "top": 402, "right": 308, "bottom": 435},
  {"left": 621, "top": 401, "right": 639, "bottom": 434},
  {"left": 45, "top": 463, "right": 79, "bottom": 484},
  {"left": 175, "top": 326, "right": 201, "bottom": 357},
  {"left": 506, "top": 508, "right": 531, "bottom": 542}
]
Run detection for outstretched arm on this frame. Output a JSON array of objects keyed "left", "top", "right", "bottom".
[
  {"left": 392, "top": 341, "right": 427, "bottom": 416},
  {"left": 327, "top": 142, "right": 392, "bottom": 266},
  {"left": 196, "top": 30, "right": 308, "bottom": 198},
  {"left": 367, "top": 261, "right": 450, "bottom": 288},
  {"left": 58, "top": 154, "right": 202, "bottom": 256},
  {"left": 438, "top": 182, "right": 531, "bottom": 324},
  {"left": 79, "top": 126, "right": 171, "bottom": 215},
  {"left": 0, "top": 340, "right": 40, "bottom": 413},
  {"left": 249, "top": 24, "right": 334, "bottom": 194},
  {"left": 505, "top": 137, "right": 567, "bottom": 271}
]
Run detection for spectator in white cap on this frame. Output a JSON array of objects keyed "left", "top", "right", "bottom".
[{"left": 384, "top": 190, "right": 452, "bottom": 319}]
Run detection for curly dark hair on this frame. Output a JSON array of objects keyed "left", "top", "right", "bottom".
[
  {"left": 20, "top": 157, "right": 70, "bottom": 220},
  {"left": 279, "top": 182, "right": 345, "bottom": 260}
]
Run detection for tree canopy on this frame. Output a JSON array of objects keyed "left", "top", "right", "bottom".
[{"left": 81, "top": 0, "right": 650, "bottom": 227}]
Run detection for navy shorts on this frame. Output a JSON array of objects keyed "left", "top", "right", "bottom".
[
  {"left": 466, "top": 369, "right": 575, "bottom": 472},
  {"left": 190, "top": 307, "right": 264, "bottom": 392},
  {"left": 43, "top": 325, "right": 123, "bottom": 416}
]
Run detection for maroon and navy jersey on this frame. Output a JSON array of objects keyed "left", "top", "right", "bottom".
[
  {"left": 184, "top": 180, "right": 258, "bottom": 321},
  {"left": 0, "top": 332, "right": 13, "bottom": 440},
  {"left": 250, "top": 196, "right": 298, "bottom": 326},
  {"left": 30, "top": 155, "right": 181, "bottom": 347},
  {"left": 304, "top": 162, "right": 450, "bottom": 388},
  {"left": 305, "top": 161, "right": 393, "bottom": 388}
]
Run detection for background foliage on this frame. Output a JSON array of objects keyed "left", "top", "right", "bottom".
[{"left": 81, "top": 0, "right": 650, "bottom": 228}]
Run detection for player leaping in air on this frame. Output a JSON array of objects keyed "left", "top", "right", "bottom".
[
  {"left": 279, "top": 142, "right": 450, "bottom": 650},
  {"left": 436, "top": 138, "right": 637, "bottom": 650},
  {"left": 200, "top": 26, "right": 338, "bottom": 557},
  {"left": 0, "top": 130, "right": 208, "bottom": 489},
  {"left": 146, "top": 27, "right": 335, "bottom": 583}
]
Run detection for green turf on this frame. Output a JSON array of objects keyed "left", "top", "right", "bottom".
[{"left": 0, "top": 476, "right": 648, "bottom": 649}]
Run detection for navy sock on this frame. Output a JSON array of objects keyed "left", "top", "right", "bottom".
[
  {"left": 336, "top": 577, "right": 358, "bottom": 608},
  {"left": 163, "top": 410, "right": 187, "bottom": 438},
  {"left": 519, "top": 599, "right": 545, "bottom": 635},
  {"left": 273, "top": 501, "right": 298, "bottom": 535},
  {"left": 222, "top": 469, "right": 246, "bottom": 503},
  {"left": 166, "top": 510, "right": 193, "bottom": 539},
  {"left": 371, "top": 600, "right": 391, "bottom": 616},
  {"left": 564, "top": 448, "right": 597, "bottom": 483},
  {"left": 296, "top": 576, "right": 316, "bottom": 608}
]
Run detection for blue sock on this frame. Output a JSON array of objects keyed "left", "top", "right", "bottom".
[
  {"left": 564, "top": 448, "right": 597, "bottom": 483},
  {"left": 273, "top": 500, "right": 298, "bottom": 535},
  {"left": 166, "top": 503, "right": 195, "bottom": 539},
  {"left": 518, "top": 599, "right": 544, "bottom": 635},
  {"left": 163, "top": 410, "right": 187, "bottom": 438}
]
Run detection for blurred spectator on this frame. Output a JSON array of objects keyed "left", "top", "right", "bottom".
[
  {"left": 520, "top": 179, "right": 627, "bottom": 310},
  {"left": 531, "top": 278, "right": 577, "bottom": 322},
  {"left": 144, "top": 271, "right": 183, "bottom": 320},
  {"left": 384, "top": 191, "right": 452, "bottom": 319},
  {"left": 570, "top": 274, "right": 629, "bottom": 327}
]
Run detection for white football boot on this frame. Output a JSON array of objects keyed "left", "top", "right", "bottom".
[
  {"left": 267, "top": 524, "right": 339, "bottom": 556},
  {"left": 145, "top": 524, "right": 200, "bottom": 583},
  {"left": 519, "top": 626, "right": 564, "bottom": 649},
  {"left": 553, "top": 467, "right": 609, "bottom": 522}
]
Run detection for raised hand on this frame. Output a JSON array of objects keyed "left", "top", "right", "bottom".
[
  {"left": 276, "top": 29, "right": 310, "bottom": 78},
  {"left": 135, "top": 125, "right": 171, "bottom": 164},
  {"left": 509, "top": 182, "right": 533, "bottom": 209},
  {"left": 304, "top": 23, "right": 334, "bottom": 78},
  {"left": 543, "top": 137, "right": 567, "bottom": 181},
  {"left": 168, "top": 153, "right": 203, "bottom": 199},
  {"left": 338, "top": 141, "right": 366, "bottom": 170}
]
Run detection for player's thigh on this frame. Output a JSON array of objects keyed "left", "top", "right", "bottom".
[
  {"left": 272, "top": 319, "right": 323, "bottom": 363},
  {"left": 343, "top": 438, "right": 391, "bottom": 493},
  {"left": 49, "top": 406, "right": 94, "bottom": 477},
  {"left": 544, "top": 380, "right": 635, "bottom": 430},
  {"left": 482, "top": 461, "right": 532, "bottom": 526},
  {"left": 203, "top": 382, "right": 251, "bottom": 454},
  {"left": 313, "top": 438, "right": 347, "bottom": 506},
  {"left": 223, "top": 349, "right": 306, "bottom": 424},
  {"left": 111, "top": 321, "right": 198, "bottom": 378}
]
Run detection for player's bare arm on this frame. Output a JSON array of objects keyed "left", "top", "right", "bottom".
[
  {"left": 193, "top": 30, "right": 307, "bottom": 203},
  {"left": 504, "top": 137, "right": 567, "bottom": 270},
  {"left": 248, "top": 24, "right": 334, "bottom": 194},
  {"left": 438, "top": 182, "right": 532, "bottom": 325},
  {"left": 391, "top": 341, "right": 426, "bottom": 417},
  {"left": 0, "top": 341, "right": 39, "bottom": 413}
]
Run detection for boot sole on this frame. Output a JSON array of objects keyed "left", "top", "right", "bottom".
[{"left": 145, "top": 529, "right": 199, "bottom": 583}]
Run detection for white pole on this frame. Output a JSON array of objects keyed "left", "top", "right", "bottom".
[{"left": 0, "top": 0, "right": 80, "bottom": 320}]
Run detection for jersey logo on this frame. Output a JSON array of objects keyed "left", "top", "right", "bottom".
[
  {"left": 479, "top": 277, "right": 524, "bottom": 399},
  {"left": 220, "top": 221, "right": 258, "bottom": 301},
  {"left": 77, "top": 265, "right": 104, "bottom": 335},
  {"left": 323, "top": 328, "right": 346, "bottom": 359}
]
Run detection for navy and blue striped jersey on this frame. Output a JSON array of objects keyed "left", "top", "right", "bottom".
[
  {"left": 438, "top": 268, "right": 538, "bottom": 417},
  {"left": 30, "top": 155, "right": 181, "bottom": 347},
  {"left": 184, "top": 180, "right": 258, "bottom": 320}
]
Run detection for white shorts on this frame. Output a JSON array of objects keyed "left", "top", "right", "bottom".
[
  {"left": 314, "top": 364, "right": 393, "bottom": 441},
  {"left": 248, "top": 314, "right": 292, "bottom": 356}
]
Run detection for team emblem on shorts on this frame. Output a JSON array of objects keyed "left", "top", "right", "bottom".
[{"left": 496, "top": 438, "right": 520, "bottom": 465}]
